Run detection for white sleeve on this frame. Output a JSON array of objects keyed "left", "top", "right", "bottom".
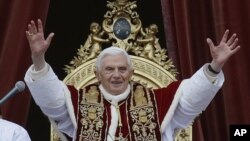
[
  {"left": 24, "top": 64, "right": 75, "bottom": 137},
  {"left": 162, "top": 63, "right": 224, "bottom": 140},
  {"left": 0, "top": 119, "right": 31, "bottom": 141}
]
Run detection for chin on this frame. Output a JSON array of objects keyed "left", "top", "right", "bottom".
[
  {"left": 110, "top": 88, "right": 125, "bottom": 95},
  {"left": 109, "top": 84, "right": 127, "bottom": 94},
  {"left": 111, "top": 89, "right": 123, "bottom": 94}
]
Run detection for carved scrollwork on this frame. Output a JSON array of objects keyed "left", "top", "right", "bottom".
[{"left": 64, "top": 0, "right": 177, "bottom": 77}]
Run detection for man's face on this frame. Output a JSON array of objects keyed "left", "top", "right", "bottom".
[{"left": 95, "top": 54, "right": 134, "bottom": 95}]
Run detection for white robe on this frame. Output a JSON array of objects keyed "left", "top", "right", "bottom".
[
  {"left": 24, "top": 63, "right": 224, "bottom": 141},
  {"left": 0, "top": 119, "right": 31, "bottom": 141}
]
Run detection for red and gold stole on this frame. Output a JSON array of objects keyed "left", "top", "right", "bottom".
[{"left": 68, "top": 81, "right": 180, "bottom": 141}]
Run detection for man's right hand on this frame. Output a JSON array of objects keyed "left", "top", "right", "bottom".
[{"left": 26, "top": 19, "right": 54, "bottom": 71}]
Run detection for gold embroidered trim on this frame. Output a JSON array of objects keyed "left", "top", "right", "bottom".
[
  {"left": 78, "top": 86, "right": 104, "bottom": 141},
  {"left": 76, "top": 83, "right": 161, "bottom": 141},
  {"left": 129, "top": 84, "right": 158, "bottom": 141}
]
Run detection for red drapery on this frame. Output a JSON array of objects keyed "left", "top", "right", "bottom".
[
  {"left": 0, "top": 0, "right": 50, "bottom": 126},
  {"left": 161, "top": 0, "right": 250, "bottom": 141}
]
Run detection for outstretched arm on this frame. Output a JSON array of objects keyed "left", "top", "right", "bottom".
[
  {"left": 26, "top": 19, "right": 54, "bottom": 71},
  {"left": 25, "top": 20, "right": 75, "bottom": 138},
  {"left": 207, "top": 29, "right": 241, "bottom": 73},
  {"left": 162, "top": 30, "right": 241, "bottom": 140}
]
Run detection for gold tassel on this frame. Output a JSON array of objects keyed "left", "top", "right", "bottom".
[{"left": 115, "top": 105, "right": 123, "bottom": 127}]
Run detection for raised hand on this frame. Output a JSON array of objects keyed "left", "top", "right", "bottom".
[
  {"left": 206, "top": 29, "right": 241, "bottom": 72},
  {"left": 26, "top": 19, "right": 54, "bottom": 71}
]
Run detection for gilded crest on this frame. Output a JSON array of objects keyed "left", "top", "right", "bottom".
[{"left": 63, "top": 0, "right": 177, "bottom": 77}]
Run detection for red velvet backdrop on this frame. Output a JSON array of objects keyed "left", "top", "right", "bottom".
[
  {"left": 161, "top": 0, "right": 250, "bottom": 141},
  {"left": 0, "top": 0, "right": 50, "bottom": 126}
]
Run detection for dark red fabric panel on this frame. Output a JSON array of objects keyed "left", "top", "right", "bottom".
[
  {"left": 67, "top": 85, "right": 79, "bottom": 117},
  {"left": 0, "top": 0, "right": 50, "bottom": 127},
  {"left": 161, "top": 0, "right": 250, "bottom": 140},
  {"left": 154, "top": 81, "right": 181, "bottom": 124}
]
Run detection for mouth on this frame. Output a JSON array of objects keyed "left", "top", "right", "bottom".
[{"left": 111, "top": 81, "right": 123, "bottom": 86}]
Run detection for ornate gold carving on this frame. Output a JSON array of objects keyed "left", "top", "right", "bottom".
[
  {"left": 63, "top": 0, "right": 177, "bottom": 77},
  {"left": 136, "top": 24, "right": 160, "bottom": 63},
  {"left": 64, "top": 22, "right": 109, "bottom": 74},
  {"left": 103, "top": 0, "right": 141, "bottom": 51},
  {"left": 86, "top": 22, "right": 110, "bottom": 61}
]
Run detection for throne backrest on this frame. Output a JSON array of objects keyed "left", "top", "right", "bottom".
[{"left": 51, "top": 0, "right": 192, "bottom": 140}]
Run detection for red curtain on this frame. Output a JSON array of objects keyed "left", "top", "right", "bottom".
[
  {"left": 161, "top": 0, "right": 250, "bottom": 140},
  {"left": 0, "top": 0, "right": 50, "bottom": 127}
]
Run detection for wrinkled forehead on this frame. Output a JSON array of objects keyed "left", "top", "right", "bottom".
[{"left": 101, "top": 54, "right": 129, "bottom": 68}]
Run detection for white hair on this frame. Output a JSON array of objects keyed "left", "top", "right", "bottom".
[{"left": 95, "top": 46, "right": 132, "bottom": 71}]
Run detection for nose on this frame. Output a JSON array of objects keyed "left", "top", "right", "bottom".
[{"left": 112, "top": 69, "right": 121, "bottom": 78}]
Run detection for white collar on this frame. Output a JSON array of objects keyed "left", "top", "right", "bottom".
[{"left": 99, "top": 84, "right": 130, "bottom": 105}]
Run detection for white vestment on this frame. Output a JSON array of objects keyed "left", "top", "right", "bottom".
[
  {"left": 24, "top": 63, "right": 224, "bottom": 141},
  {"left": 0, "top": 119, "right": 31, "bottom": 141}
]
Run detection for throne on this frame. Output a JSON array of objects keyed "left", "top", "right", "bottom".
[{"left": 51, "top": 0, "right": 192, "bottom": 140}]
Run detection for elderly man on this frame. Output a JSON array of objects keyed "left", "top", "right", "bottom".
[{"left": 24, "top": 19, "right": 240, "bottom": 141}]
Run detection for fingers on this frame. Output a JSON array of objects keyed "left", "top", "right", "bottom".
[
  {"left": 206, "top": 38, "right": 215, "bottom": 48},
  {"left": 37, "top": 19, "right": 43, "bottom": 33},
  {"left": 229, "top": 37, "right": 239, "bottom": 50},
  {"left": 219, "top": 30, "right": 240, "bottom": 49},
  {"left": 29, "top": 20, "right": 37, "bottom": 34},
  {"left": 25, "top": 31, "right": 32, "bottom": 40},
  {"left": 231, "top": 45, "right": 241, "bottom": 55},
  {"left": 224, "top": 30, "right": 241, "bottom": 56},
  {"left": 221, "top": 29, "right": 229, "bottom": 43},
  {"left": 46, "top": 33, "right": 55, "bottom": 45},
  {"left": 27, "top": 19, "right": 43, "bottom": 36},
  {"left": 226, "top": 31, "right": 240, "bottom": 52},
  {"left": 226, "top": 33, "right": 237, "bottom": 46},
  {"left": 27, "top": 24, "right": 33, "bottom": 36}
]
